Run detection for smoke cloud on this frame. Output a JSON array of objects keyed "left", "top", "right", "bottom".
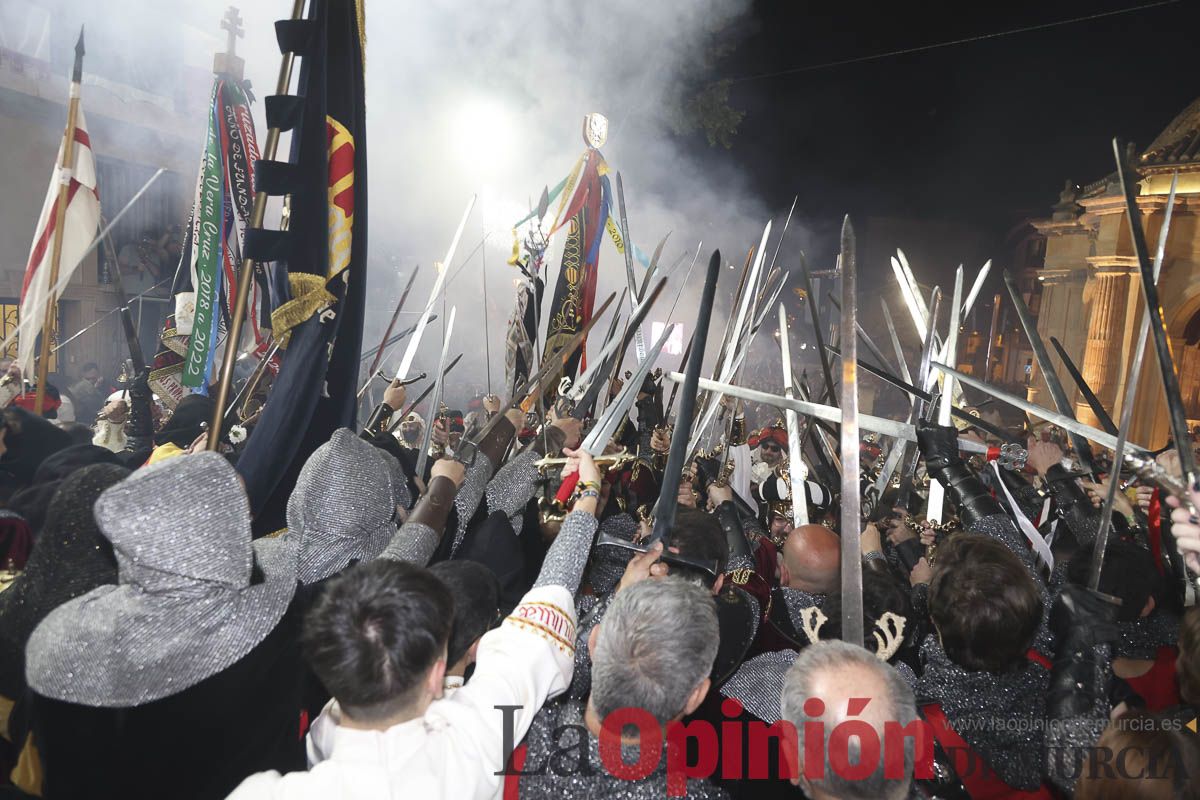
[{"left": 17, "top": 0, "right": 812, "bottom": 407}]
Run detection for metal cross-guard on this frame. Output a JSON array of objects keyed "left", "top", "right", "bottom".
[
  {"left": 998, "top": 443, "right": 1028, "bottom": 471},
  {"left": 452, "top": 439, "right": 479, "bottom": 469}
]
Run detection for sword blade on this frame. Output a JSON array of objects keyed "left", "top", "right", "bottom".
[
  {"left": 650, "top": 250, "right": 723, "bottom": 544},
  {"left": 880, "top": 298, "right": 913, "bottom": 387},
  {"left": 1004, "top": 269, "right": 1098, "bottom": 475},
  {"left": 1050, "top": 335, "right": 1117, "bottom": 435},
  {"left": 1115, "top": 140, "right": 1197, "bottom": 483},
  {"left": 395, "top": 195, "right": 476, "bottom": 380},
  {"left": 801, "top": 250, "right": 839, "bottom": 410},
  {"left": 615, "top": 173, "right": 647, "bottom": 363},
  {"left": 895, "top": 288, "right": 943, "bottom": 512},
  {"left": 828, "top": 293, "right": 901, "bottom": 379},
  {"left": 414, "top": 306, "right": 457, "bottom": 478},
  {"left": 779, "top": 305, "right": 810, "bottom": 526},
  {"left": 928, "top": 266, "right": 964, "bottom": 524},
  {"left": 665, "top": 332, "right": 695, "bottom": 421},
  {"left": 367, "top": 267, "right": 420, "bottom": 378},
  {"left": 571, "top": 280, "right": 666, "bottom": 415},
  {"left": 1091, "top": 170, "right": 1178, "bottom": 592},
  {"left": 826, "top": 345, "right": 1020, "bottom": 444},
  {"left": 839, "top": 216, "right": 864, "bottom": 649},
  {"left": 961, "top": 259, "right": 992, "bottom": 320},
  {"left": 932, "top": 363, "right": 1148, "bottom": 456},
  {"left": 583, "top": 324, "right": 674, "bottom": 454}
]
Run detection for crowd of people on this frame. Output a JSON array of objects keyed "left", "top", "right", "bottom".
[{"left": 0, "top": 355, "right": 1195, "bottom": 800}]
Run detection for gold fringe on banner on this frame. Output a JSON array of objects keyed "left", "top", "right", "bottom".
[{"left": 270, "top": 273, "right": 336, "bottom": 349}]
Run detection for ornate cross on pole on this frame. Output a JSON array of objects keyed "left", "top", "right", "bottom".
[{"left": 213, "top": 6, "right": 245, "bottom": 81}]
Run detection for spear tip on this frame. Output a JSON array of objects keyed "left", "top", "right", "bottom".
[{"left": 72, "top": 25, "right": 85, "bottom": 81}]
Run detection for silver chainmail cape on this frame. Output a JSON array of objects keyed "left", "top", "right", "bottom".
[
  {"left": 916, "top": 634, "right": 1048, "bottom": 791},
  {"left": 286, "top": 428, "right": 400, "bottom": 584},
  {"left": 721, "top": 648, "right": 918, "bottom": 725},
  {"left": 517, "top": 698, "right": 731, "bottom": 800},
  {"left": 25, "top": 451, "right": 298, "bottom": 708}
]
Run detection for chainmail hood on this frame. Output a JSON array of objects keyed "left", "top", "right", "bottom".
[
  {"left": 286, "top": 428, "right": 400, "bottom": 584},
  {"left": 0, "top": 464, "right": 127, "bottom": 698},
  {"left": 25, "top": 452, "right": 298, "bottom": 707}
]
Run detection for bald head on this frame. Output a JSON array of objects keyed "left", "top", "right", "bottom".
[
  {"left": 781, "top": 524, "right": 840, "bottom": 595},
  {"left": 781, "top": 641, "right": 918, "bottom": 800}
]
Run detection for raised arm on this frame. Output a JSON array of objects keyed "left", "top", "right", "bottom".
[{"left": 378, "top": 458, "right": 465, "bottom": 565}]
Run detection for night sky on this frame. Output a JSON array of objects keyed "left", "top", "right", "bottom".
[{"left": 712, "top": 0, "right": 1197, "bottom": 247}]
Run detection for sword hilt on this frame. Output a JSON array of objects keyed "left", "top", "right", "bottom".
[{"left": 594, "top": 531, "right": 720, "bottom": 580}]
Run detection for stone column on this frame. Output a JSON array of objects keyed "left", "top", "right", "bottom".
[{"left": 1078, "top": 264, "right": 1133, "bottom": 429}]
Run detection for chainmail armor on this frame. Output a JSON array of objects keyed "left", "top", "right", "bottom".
[
  {"left": 378, "top": 521, "right": 439, "bottom": 566},
  {"left": 1115, "top": 611, "right": 1179, "bottom": 660},
  {"left": 286, "top": 428, "right": 399, "bottom": 584},
  {"left": 533, "top": 510, "right": 597, "bottom": 593},
  {"left": 517, "top": 698, "right": 730, "bottom": 799},
  {"left": 485, "top": 448, "right": 542, "bottom": 534},
  {"left": 25, "top": 452, "right": 298, "bottom": 707},
  {"left": 917, "top": 635, "right": 1048, "bottom": 791},
  {"left": 449, "top": 452, "right": 495, "bottom": 556}
]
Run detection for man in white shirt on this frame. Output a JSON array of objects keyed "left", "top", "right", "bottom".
[{"left": 229, "top": 451, "right": 603, "bottom": 800}]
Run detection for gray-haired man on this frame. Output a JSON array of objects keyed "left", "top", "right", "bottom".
[
  {"left": 514, "top": 575, "right": 729, "bottom": 799},
  {"left": 780, "top": 641, "right": 921, "bottom": 800}
]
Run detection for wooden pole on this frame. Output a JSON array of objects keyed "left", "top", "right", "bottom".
[
  {"left": 34, "top": 28, "right": 85, "bottom": 415},
  {"left": 207, "top": 0, "right": 306, "bottom": 449}
]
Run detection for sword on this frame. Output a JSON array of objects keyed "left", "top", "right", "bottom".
[
  {"left": 662, "top": 241, "right": 703, "bottom": 327},
  {"left": 1115, "top": 142, "right": 1195, "bottom": 484},
  {"left": 826, "top": 345, "right": 1021, "bottom": 444},
  {"left": 414, "top": 306, "right": 457, "bottom": 479},
  {"left": 1050, "top": 335, "right": 1117, "bottom": 435},
  {"left": 691, "top": 227, "right": 772, "bottom": 455},
  {"left": 892, "top": 250, "right": 932, "bottom": 344},
  {"left": 566, "top": 280, "right": 666, "bottom": 419},
  {"left": 456, "top": 292, "right": 618, "bottom": 466},
  {"left": 645, "top": 233, "right": 671, "bottom": 295},
  {"left": 359, "top": 314, "right": 436, "bottom": 363},
  {"left": 880, "top": 298, "right": 913, "bottom": 389},
  {"left": 1115, "top": 141, "right": 1197, "bottom": 602},
  {"left": 927, "top": 267, "right": 964, "bottom": 525},
  {"left": 668, "top": 373, "right": 990, "bottom": 454},
  {"left": 691, "top": 247, "right": 753, "bottom": 432},
  {"left": 554, "top": 322, "right": 676, "bottom": 503},
  {"left": 393, "top": 195, "right": 476, "bottom": 381},
  {"left": 838, "top": 216, "right": 865, "bottom": 648},
  {"left": 690, "top": 265, "right": 789, "bottom": 455},
  {"left": 226, "top": 340, "right": 280, "bottom": 423},
  {"left": 389, "top": 355, "right": 464, "bottom": 429},
  {"left": 800, "top": 250, "right": 839, "bottom": 408},
  {"left": 592, "top": 251, "right": 725, "bottom": 578},
  {"left": 895, "top": 288, "right": 943, "bottom": 512},
  {"left": 961, "top": 259, "right": 992, "bottom": 321},
  {"left": 779, "top": 305, "right": 809, "bottom": 526},
  {"left": 665, "top": 331, "right": 695, "bottom": 421},
  {"left": 614, "top": 173, "right": 647, "bottom": 363},
  {"left": 482, "top": 234, "right": 493, "bottom": 396},
  {"left": 932, "top": 364, "right": 1151, "bottom": 457},
  {"left": 1004, "top": 270, "right": 1098, "bottom": 477},
  {"left": 767, "top": 196, "right": 798, "bottom": 275},
  {"left": 1090, "top": 170, "right": 1179, "bottom": 594},
  {"left": 827, "top": 294, "right": 901, "bottom": 379},
  {"left": 651, "top": 252, "right": 723, "bottom": 546},
  {"left": 365, "top": 267, "right": 420, "bottom": 379}
]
